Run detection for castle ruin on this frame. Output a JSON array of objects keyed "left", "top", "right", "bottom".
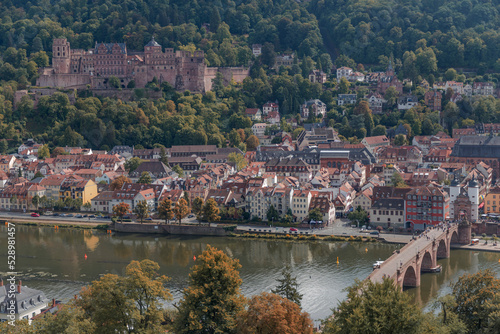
[{"left": 37, "top": 38, "right": 249, "bottom": 93}]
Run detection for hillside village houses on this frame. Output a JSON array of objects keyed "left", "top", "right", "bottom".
[{"left": 1, "top": 125, "right": 500, "bottom": 230}]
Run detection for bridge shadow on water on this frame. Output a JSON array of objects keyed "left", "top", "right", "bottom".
[{"left": 405, "top": 247, "right": 475, "bottom": 308}]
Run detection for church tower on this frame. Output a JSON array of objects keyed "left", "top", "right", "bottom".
[{"left": 52, "top": 38, "right": 71, "bottom": 74}]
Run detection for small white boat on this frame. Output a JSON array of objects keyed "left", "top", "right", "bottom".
[{"left": 373, "top": 260, "right": 384, "bottom": 269}]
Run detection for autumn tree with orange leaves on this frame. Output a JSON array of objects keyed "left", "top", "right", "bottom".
[
  {"left": 110, "top": 175, "right": 131, "bottom": 190},
  {"left": 112, "top": 202, "right": 130, "bottom": 222},
  {"left": 236, "top": 292, "right": 314, "bottom": 334}
]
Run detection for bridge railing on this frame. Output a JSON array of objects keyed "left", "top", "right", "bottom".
[{"left": 374, "top": 222, "right": 458, "bottom": 272}]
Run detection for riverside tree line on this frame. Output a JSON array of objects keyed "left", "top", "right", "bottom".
[{"left": 2, "top": 245, "right": 500, "bottom": 334}]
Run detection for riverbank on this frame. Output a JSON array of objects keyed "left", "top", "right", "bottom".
[
  {"left": 1, "top": 216, "right": 107, "bottom": 229},
  {"left": 452, "top": 243, "right": 500, "bottom": 253},
  {"left": 231, "top": 232, "right": 377, "bottom": 243}
]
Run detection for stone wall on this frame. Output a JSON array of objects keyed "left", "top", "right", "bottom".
[
  {"left": 204, "top": 67, "right": 250, "bottom": 92},
  {"left": 114, "top": 222, "right": 228, "bottom": 236},
  {"left": 472, "top": 221, "right": 500, "bottom": 236},
  {"left": 37, "top": 73, "right": 91, "bottom": 89},
  {"left": 89, "top": 89, "right": 162, "bottom": 101}
]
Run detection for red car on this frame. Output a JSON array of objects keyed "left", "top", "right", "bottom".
[
  {"left": 31, "top": 212, "right": 40, "bottom": 217},
  {"left": 290, "top": 228, "right": 298, "bottom": 232}
]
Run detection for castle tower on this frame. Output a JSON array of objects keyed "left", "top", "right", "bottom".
[
  {"left": 468, "top": 177, "right": 479, "bottom": 221},
  {"left": 52, "top": 38, "right": 71, "bottom": 74},
  {"left": 144, "top": 37, "right": 162, "bottom": 65}
]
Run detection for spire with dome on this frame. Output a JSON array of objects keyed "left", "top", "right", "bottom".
[{"left": 145, "top": 36, "right": 161, "bottom": 47}]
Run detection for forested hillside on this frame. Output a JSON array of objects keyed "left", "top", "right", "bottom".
[
  {"left": 309, "top": 0, "right": 500, "bottom": 70},
  {"left": 0, "top": 0, "right": 499, "bottom": 152}
]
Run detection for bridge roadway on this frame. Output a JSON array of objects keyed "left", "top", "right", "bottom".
[{"left": 368, "top": 223, "right": 465, "bottom": 288}]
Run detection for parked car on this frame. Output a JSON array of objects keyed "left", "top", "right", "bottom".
[
  {"left": 52, "top": 213, "right": 59, "bottom": 216},
  {"left": 188, "top": 214, "right": 194, "bottom": 218},
  {"left": 67, "top": 214, "right": 74, "bottom": 217},
  {"left": 59, "top": 214, "right": 66, "bottom": 217},
  {"left": 290, "top": 228, "right": 298, "bottom": 232},
  {"left": 75, "top": 214, "right": 83, "bottom": 218},
  {"left": 31, "top": 212, "right": 40, "bottom": 217},
  {"left": 145, "top": 217, "right": 153, "bottom": 221},
  {"left": 88, "top": 215, "right": 95, "bottom": 218},
  {"left": 369, "top": 231, "right": 380, "bottom": 236},
  {"left": 103, "top": 215, "right": 110, "bottom": 219}
]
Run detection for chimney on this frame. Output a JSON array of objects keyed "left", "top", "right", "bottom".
[
  {"left": 18, "top": 280, "right": 21, "bottom": 293},
  {"left": 52, "top": 299, "right": 56, "bottom": 307}
]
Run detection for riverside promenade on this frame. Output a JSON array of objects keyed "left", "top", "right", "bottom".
[{"left": 368, "top": 222, "right": 471, "bottom": 288}]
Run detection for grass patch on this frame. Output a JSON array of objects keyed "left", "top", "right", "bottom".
[{"left": 230, "top": 232, "right": 377, "bottom": 243}]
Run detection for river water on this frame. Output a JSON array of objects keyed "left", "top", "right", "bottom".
[{"left": 1, "top": 225, "right": 500, "bottom": 322}]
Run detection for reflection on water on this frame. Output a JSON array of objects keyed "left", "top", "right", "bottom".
[{"left": 1, "top": 226, "right": 499, "bottom": 321}]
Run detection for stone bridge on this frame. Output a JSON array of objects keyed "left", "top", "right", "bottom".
[{"left": 368, "top": 222, "right": 471, "bottom": 288}]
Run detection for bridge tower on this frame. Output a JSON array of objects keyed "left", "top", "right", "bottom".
[{"left": 458, "top": 220, "right": 472, "bottom": 244}]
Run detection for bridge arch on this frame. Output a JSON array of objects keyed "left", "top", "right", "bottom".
[
  {"left": 402, "top": 265, "right": 419, "bottom": 288},
  {"left": 437, "top": 239, "right": 449, "bottom": 259},
  {"left": 420, "top": 251, "right": 434, "bottom": 272},
  {"left": 450, "top": 230, "right": 459, "bottom": 244}
]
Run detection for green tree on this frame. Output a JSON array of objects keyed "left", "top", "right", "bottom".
[
  {"left": 338, "top": 77, "right": 350, "bottom": 94},
  {"left": 124, "top": 157, "right": 143, "bottom": 173},
  {"left": 172, "top": 165, "right": 185, "bottom": 177},
  {"left": 394, "top": 134, "right": 407, "bottom": 146},
  {"left": 134, "top": 200, "right": 150, "bottom": 224},
  {"left": 261, "top": 43, "right": 276, "bottom": 68},
  {"left": 77, "top": 259, "right": 172, "bottom": 333},
  {"left": 0, "top": 139, "right": 7, "bottom": 154},
  {"left": 444, "top": 68, "right": 457, "bottom": 81},
  {"left": 138, "top": 171, "right": 152, "bottom": 184},
  {"left": 384, "top": 86, "right": 399, "bottom": 107},
  {"left": 202, "top": 198, "right": 221, "bottom": 223},
  {"left": 210, "top": 8, "right": 221, "bottom": 32},
  {"left": 308, "top": 208, "right": 323, "bottom": 222},
  {"left": 173, "top": 245, "right": 245, "bottom": 334},
  {"left": 347, "top": 206, "right": 369, "bottom": 227},
  {"left": 391, "top": 172, "right": 408, "bottom": 188},
  {"left": 159, "top": 147, "right": 169, "bottom": 165},
  {"left": 452, "top": 269, "right": 500, "bottom": 333},
  {"left": 38, "top": 144, "right": 50, "bottom": 159},
  {"left": 229, "top": 129, "right": 242, "bottom": 147},
  {"left": 108, "top": 76, "right": 120, "bottom": 89},
  {"left": 271, "top": 265, "right": 303, "bottom": 306},
  {"left": 83, "top": 202, "right": 92, "bottom": 211},
  {"left": 228, "top": 152, "right": 247, "bottom": 171},
  {"left": 267, "top": 205, "right": 280, "bottom": 222},
  {"left": 33, "top": 171, "right": 44, "bottom": 180},
  {"left": 322, "top": 278, "right": 422, "bottom": 334},
  {"left": 31, "top": 194, "right": 40, "bottom": 210},
  {"left": 372, "top": 125, "right": 387, "bottom": 136}
]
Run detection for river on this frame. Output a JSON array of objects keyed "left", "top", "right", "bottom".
[{"left": 1, "top": 225, "right": 500, "bottom": 322}]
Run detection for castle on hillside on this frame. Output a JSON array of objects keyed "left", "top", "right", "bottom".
[{"left": 37, "top": 38, "right": 249, "bottom": 93}]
